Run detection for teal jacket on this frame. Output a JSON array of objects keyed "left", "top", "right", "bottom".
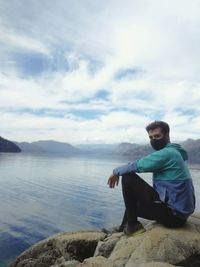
[{"left": 113, "top": 143, "right": 195, "bottom": 218}]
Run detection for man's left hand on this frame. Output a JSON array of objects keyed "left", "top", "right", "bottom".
[{"left": 107, "top": 174, "right": 119, "bottom": 188}]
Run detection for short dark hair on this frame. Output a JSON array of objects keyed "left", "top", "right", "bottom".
[{"left": 146, "top": 121, "right": 170, "bottom": 135}]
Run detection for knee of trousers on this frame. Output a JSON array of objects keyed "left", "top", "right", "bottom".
[{"left": 121, "top": 173, "right": 136, "bottom": 185}]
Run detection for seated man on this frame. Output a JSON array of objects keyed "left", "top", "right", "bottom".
[{"left": 107, "top": 121, "right": 195, "bottom": 235}]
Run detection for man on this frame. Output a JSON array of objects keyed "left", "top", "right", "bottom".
[{"left": 107, "top": 121, "right": 195, "bottom": 235}]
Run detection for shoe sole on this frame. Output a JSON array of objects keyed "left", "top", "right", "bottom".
[{"left": 125, "top": 228, "right": 146, "bottom": 237}]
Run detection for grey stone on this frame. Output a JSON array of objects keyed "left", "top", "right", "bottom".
[
  {"left": 109, "top": 213, "right": 200, "bottom": 267},
  {"left": 77, "top": 256, "right": 114, "bottom": 267},
  {"left": 94, "top": 233, "right": 122, "bottom": 258},
  {"left": 51, "top": 259, "right": 80, "bottom": 267},
  {"left": 9, "top": 213, "right": 200, "bottom": 267},
  {"left": 10, "top": 231, "right": 106, "bottom": 267},
  {"left": 138, "top": 262, "right": 177, "bottom": 267}
]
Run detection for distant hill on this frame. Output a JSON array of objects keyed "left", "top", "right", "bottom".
[
  {"left": 0, "top": 136, "right": 21, "bottom": 153},
  {"left": 181, "top": 139, "right": 200, "bottom": 164},
  {"left": 12, "top": 138, "right": 200, "bottom": 164},
  {"left": 77, "top": 144, "right": 116, "bottom": 154},
  {"left": 114, "top": 142, "right": 140, "bottom": 155},
  {"left": 114, "top": 142, "right": 153, "bottom": 160},
  {"left": 14, "top": 141, "right": 45, "bottom": 153},
  {"left": 16, "top": 140, "right": 79, "bottom": 154},
  {"left": 32, "top": 140, "right": 79, "bottom": 154}
]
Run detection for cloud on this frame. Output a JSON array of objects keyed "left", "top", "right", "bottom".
[
  {"left": 0, "top": 27, "right": 49, "bottom": 55},
  {"left": 0, "top": 0, "right": 200, "bottom": 144}
]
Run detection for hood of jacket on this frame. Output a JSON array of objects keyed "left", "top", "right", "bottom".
[{"left": 166, "top": 143, "right": 188, "bottom": 161}]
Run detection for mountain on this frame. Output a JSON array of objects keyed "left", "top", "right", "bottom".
[
  {"left": 113, "top": 142, "right": 140, "bottom": 155},
  {"left": 114, "top": 139, "right": 200, "bottom": 164},
  {"left": 114, "top": 142, "right": 153, "bottom": 160},
  {"left": 181, "top": 138, "right": 200, "bottom": 164},
  {"left": 16, "top": 140, "right": 79, "bottom": 154},
  {"left": 14, "top": 141, "right": 45, "bottom": 153},
  {"left": 77, "top": 144, "right": 117, "bottom": 154},
  {"left": 0, "top": 136, "right": 21, "bottom": 153},
  {"left": 13, "top": 138, "right": 200, "bottom": 163},
  {"left": 32, "top": 140, "right": 79, "bottom": 154}
]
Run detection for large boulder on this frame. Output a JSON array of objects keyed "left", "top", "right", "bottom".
[
  {"left": 10, "top": 231, "right": 106, "bottom": 267},
  {"left": 108, "top": 219, "right": 200, "bottom": 267},
  {"left": 10, "top": 213, "right": 200, "bottom": 267}
]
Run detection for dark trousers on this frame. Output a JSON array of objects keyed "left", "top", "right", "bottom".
[{"left": 120, "top": 173, "right": 186, "bottom": 228}]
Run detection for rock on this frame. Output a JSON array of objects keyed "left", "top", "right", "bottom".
[
  {"left": 138, "top": 262, "right": 177, "bottom": 267},
  {"left": 109, "top": 213, "right": 200, "bottom": 267},
  {"left": 77, "top": 256, "right": 114, "bottom": 267},
  {"left": 94, "top": 232, "right": 123, "bottom": 258},
  {"left": 52, "top": 259, "right": 80, "bottom": 267},
  {"left": 10, "top": 213, "right": 200, "bottom": 267},
  {"left": 52, "top": 256, "right": 80, "bottom": 267},
  {"left": 10, "top": 231, "right": 106, "bottom": 267}
]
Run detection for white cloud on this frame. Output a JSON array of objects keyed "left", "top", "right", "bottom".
[
  {"left": 0, "top": 73, "right": 57, "bottom": 109},
  {"left": 0, "top": 27, "right": 50, "bottom": 55},
  {"left": 0, "top": 0, "right": 200, "bottom": 143}
]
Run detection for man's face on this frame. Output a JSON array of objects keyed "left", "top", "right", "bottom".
[{"left": 148, "top": 127, "right": 165, "bottom": 140}]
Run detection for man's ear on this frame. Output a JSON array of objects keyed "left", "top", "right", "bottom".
[{"left": 165, "top": 133, "right": 170, "bottom": 141}]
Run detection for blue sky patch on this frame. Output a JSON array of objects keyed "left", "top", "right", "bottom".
[
  {"left": 94, "top": 90, "right": 109, "bottom": 100},
  {"left": 10, "top": 52, "right": 48, "bottom": 76},
  {"left": 1, "top": 107, "right": 104, "bottom": 120},
  {"left": 70, "top": 109, "right": 102, "bottom": 120},
  {"left": 175, "top": 108, "right": 198, "bottom": 117},
  {"left": 8, "top": 49, "right": 75, "bottom": 77},
  {"left": 59, "top": 90, "right": 109, "bottom": 105},
  {"left": 114, "top": 68, "right": 141, "bottom": 80},
  {"left": 1, "top": 108, "right": 65, "bottom": 118}
]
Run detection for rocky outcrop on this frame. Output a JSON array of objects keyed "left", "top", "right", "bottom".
[
  {"left": 10, "top": 231, "right": 106, "bottom": 267},
  {"left": 0, "top": 136, "right": 21, "bottom": 153},
  {"left": 10, "top": 213, "right": 200, "bottom": 267}
]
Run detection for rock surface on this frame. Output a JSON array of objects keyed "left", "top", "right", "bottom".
[{"left": 10, "top": 213, "right": 200, "bottom": 267}]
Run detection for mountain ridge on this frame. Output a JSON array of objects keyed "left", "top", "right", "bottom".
[
  {"left": 114, "top": 138, "right": 200, "bottom": 164},
  {"left": 0, "top": 136, "right": 21, "bottom": 153},
  {"left": 2, "top": 136, "right": 200, "bottom": 164},
  {"left": 15, "top": 140, "right": 79, "bottom": 154}
]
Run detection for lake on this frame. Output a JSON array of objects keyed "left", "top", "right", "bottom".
[{"left": 0, "top": 153, "right": 199, "bottom": 267}]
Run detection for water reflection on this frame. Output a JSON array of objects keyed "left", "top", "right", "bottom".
[{"left": 0, "top": 153, "right": 199, "bottom": 266}]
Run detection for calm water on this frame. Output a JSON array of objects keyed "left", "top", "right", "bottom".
[{"left": 0, "top": 153, "right": 199, "bottom": 267}]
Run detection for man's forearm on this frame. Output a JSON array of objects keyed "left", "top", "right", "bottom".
[{"left": 113, "top": 161, "right": 138, "bottom": 176}]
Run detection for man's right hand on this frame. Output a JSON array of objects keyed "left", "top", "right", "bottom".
[{"left": 107, "top": 174, "right": 119, "bottom": 188}]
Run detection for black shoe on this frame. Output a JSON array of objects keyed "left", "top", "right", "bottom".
[
  {"left": 102, "top": 225, "right": 123, "bottom": 234},
  {"left": 123, "top": 221, "right": 146, "bottom": 236}
]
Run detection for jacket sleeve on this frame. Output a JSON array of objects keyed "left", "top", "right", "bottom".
[
  {"left": 136, "top": 149, "right": 169, "bottom": 173},
  {"left": 113, "top": 161, "right": 138, "bottom": 176}
]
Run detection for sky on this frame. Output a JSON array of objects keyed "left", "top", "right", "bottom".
[{"left": 0, "top": 0, "right": 200, "bottom": 145}]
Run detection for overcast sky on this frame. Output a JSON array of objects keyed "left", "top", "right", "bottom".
[{"left": 0, "top": 0, "right": 200, "bottom": 144}]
